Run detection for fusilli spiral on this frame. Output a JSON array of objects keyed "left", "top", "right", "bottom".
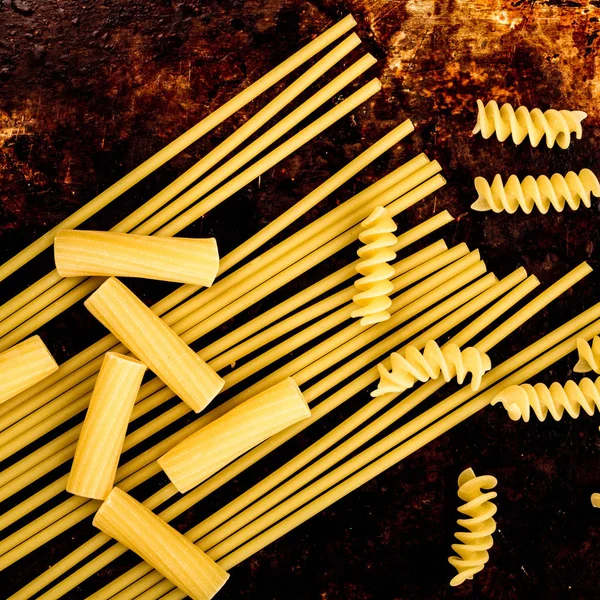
[
  {"left": 574, "top": 336, "right": 600, "bottom": 374},
  {"left": 472, "top": 169, "right": 600, "bottom": 214},
  {"left": 371, "top": 341, "right": 491, "bottom": 397},
  {"left": 491, "top": 377, "right": 600, "bottom": 422},
  {"left": 351, "top": 206, "right": 398, "bottom": 326},
  {"left": 473, "top": 99, "right": 587, "bottom": 149},
  {"left": 449, "top": 467, "right": 498, "bottom": 587}
]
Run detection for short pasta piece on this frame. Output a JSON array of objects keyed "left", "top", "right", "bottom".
[
  {"left": 473, "top": 99, "right": 587, "bottom": 149},
  {"left": 93, "top": 487, "right": 229, "bottom": 600},
  {"left": 67, "top": 352, "right": 146, "bottom": 500},
  {"left": 472, "top": 170, "right": 600, "bottom": 214},
  {"left": 492, "top": 377, "right": 600, "bottom": 422},
  {"left": 449, "top": 467, "right": 498, "bottom": 587},
  {"left": 574, "top": 336, "right": 600, "bottom": 374},
  {"left": 159, "top": 377, "right": 310, "bottom": 493},
  {"left": 591, "top": 493, "right": 600, "bottom": 508},
  {"left": 55, "top": 230, "right": 220, "bottom": 287},
  {"left": 0, "top": 335, "right": 58, "bottom": 405},
  {"left": 351, "top": 206, "right": 398, "bottom": 326},
  {"left": 372, "top": 341, "right": 491, "bottom": 397},
  {"left": 85, "top": 277, "right": 224, "bottom": 413}
]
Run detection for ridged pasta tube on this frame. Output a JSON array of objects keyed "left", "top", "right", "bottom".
[
  {"left": 54, "top": 231, "right": 220, "bottom": 287},
  {"left": 574, "top": 336, "right": 600, "bottom": 374},
  {"left": 472, "top": 170, "right": 600, "bottom": 214},
  {"left": 473, "top": 99, "right": 587, "bottom": 149},
  {"left": 0, "top": 336, "right": 58, "bottom": 405},
  {"left": 351, "top": 206, "right": 398, "bottom": 325},
  {"left": 93, "top": 487, "right": 229, "bottom": 600},
  {"left": 371, "top": 341, "right": 491, "bottom": 397},
  {"left": 449, "top": 467, "right": 498, "bottom": 587},
  {"left": 492, "top": 377, "right": 600, "bottom": 422}
]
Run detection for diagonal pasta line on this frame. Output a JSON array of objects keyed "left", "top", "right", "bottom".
[
  {"left": 0, "top": 141, "right": 430, "bottom": 431},
  {"left": 0, "top": 78, "right": 383, "bottom": 351},
  {"left": 0, "top": 41, "right": 372, "bottom": 337},
  {"left": 11, "top": 259, "right": 495, "bottom": 599},
  {"left": 0, "top": 15, "right": 357, "bottom": 283}
]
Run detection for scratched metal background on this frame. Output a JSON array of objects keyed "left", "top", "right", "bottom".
[{"left": 1, "top": 1, "right": 600, "bottom": 598}]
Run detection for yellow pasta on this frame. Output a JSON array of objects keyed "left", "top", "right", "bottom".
[
  {"left": 492, "top": 377, "right": 600, "bottom": 422},
  {"left": 372, "top": 342, "right": 491, "bottom": 397},
  {"left": 66, "top": 353, "right": 146, "bottom": 500},
  {"left": 351, "top": 206, "right": 398, "bottom": 325},
  {"left": 472, "top": 170, "right": 600, "bottom": 214},
  {"left": 449, "top": 467, "right": 497, "bottom": 587},
  {"left": 93, "top": 487, "right": 228, "bottom": 600},
  {"left": 591, "top": 493, "right": 600, "bottom": 508},
  {"left": 85, "top": 278, "right": 224, "bottom": 413},
  {"left": 0, "top": 336, "right": 58, "bottom": 406},
  {"left": 158, "top": 378, "right": 310, "bottom": 493},
  {"left": 473, "top": 99, "right": 587, "bottom": 148},
  {"left": 54, "top": 231, "right": 220, "bottom": 287},
  {"left": 574, "top": 336, "right": 600, "bottom": 373}
]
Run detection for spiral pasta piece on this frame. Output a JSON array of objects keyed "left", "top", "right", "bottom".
[
  {"left": 574, "top": 336, "right": 600, "bottom": 374},
  {"left": 449, "top": 467, "right": 498, "bottom": 587},
  {"left": 351, "top": 206, "right": 398, "bottom": 326},
  {"left": 473, "top": 99, "right": 587, "bottom": 149},
  {"left": 491, "top": 377, "right": 600, "bottom": 422},
  {"left": 371, "top": 341, "right": 491, "bottom": 397},
  {"left": 472, "top": 170, "right": 600, "bottom": 214}
]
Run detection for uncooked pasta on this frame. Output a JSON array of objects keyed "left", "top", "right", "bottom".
[
  {"left": 473, "top": 99, "right": 587, "bottom": 148},
  {"left": 574, "top": 336, "right": 600, "bottom": 374},
  {"left": 448, "top": 467, "right": 497, "bottom": 586},
  {"left": 472, "top": 170, "right": 600, "bottom": 214}
]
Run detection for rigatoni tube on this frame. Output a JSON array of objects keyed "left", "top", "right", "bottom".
[
  {"left": 0, "top": 336, "right": 58, "bottom": 405},
  {"left": 85, "top": 277, "right": 224, "bottom": 413},
  {"left": 93, "top": 487, "right": 229, "bottom": 600},
  {"left": 67, "top": 352, "right": 146, "bottom": 500},
  {"left": 159, "top": 377, "right": 310, "bottom": 493},
  {"left": 55, "top": 231, "right": 219, "bottom": 287}
]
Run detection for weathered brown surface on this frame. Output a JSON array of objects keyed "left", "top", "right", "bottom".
[{"left": 1, "top": 1, "right": 600, "bottom": 598}]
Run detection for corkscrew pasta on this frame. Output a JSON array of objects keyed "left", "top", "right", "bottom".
[
  {"left": 472, "top": 170, "right": 600, "bottom": 214},
  {"left": 574, "top": 336, "right": 600, "bottom": 374},
  {"left": 449, "top": 467, "right": 498, "bottom": 587},
  {"left": 473, "top": 99, "right": 587, "bottom": 149},
  {"left": 351, "top": 206, "right": 397, "bottom": 325},
  {"left": 371, "top": 341, "right": 491, "bottom": 397},
  {"left": 491, "top": 377, "right": 600, "bottom": 422}
]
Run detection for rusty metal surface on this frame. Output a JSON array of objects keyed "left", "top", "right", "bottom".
[{"left": 1, "top": 1, "right": 600, "bottom": 598}]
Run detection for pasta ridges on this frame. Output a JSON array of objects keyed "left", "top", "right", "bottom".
[
  {"left": 574, "top": 336, "right": 600, "bottom": 374},
  {"left": 449, "top": 467, "right": 497, "bottom": 587},
  {"left": 472, "top": 169, "right": 600, "bottom": 214},
  {"left": 492, "top": 377, "right": 600, "bottom": 422},
  {"left": 473, "top": 99, "right": 587, "bottom": 149},
  {"left": 351, "top": 206, "right": 398, "bottom": 325},
  {"left": 372, "top": 341, "right": 491, "bottom": 397}
]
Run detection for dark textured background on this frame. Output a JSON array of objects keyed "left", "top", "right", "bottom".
[{"left": 2, "top": 1, "right": 600, "bottom": 599}]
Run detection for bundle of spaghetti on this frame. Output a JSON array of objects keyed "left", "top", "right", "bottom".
[
  {"left": 190, "top": 282, "right": 600, "bottom": 591},
  {"left": 0, "top": 162, "right": 442, "bottom": 477},
  {"left": 473, "top": 99, "right": 587, "bottom": 148},
  {"left": 351, "top": 205, "right": 397, "bottom": 325},
  {"left": 472, "top": 169, "right": 600, "bottom": 214},
  {"left": 0, "top": 232, "right": 453, "bottom": 526},
  {"left": 372, "top": 341, "right": 491, "bottom": 396},
  {"left": 72, "top": 266, "right": 588, "bottom": 600},
  {"left": 574, "top": 335, "right": 600, "bottom": 373},
  {"left": 0, "top": 15, "right": 358, "bottom": 284},
  {"left": 448, "top": 467, "right": 498, "bottom": 586},
  {"left": 0, "top": 68, "right": 383, "bottom": 350},
  {"left": 0, "top": 128, "right": 433, "bottom": 430},
  {"left": 12, "top": 254, "right": 505, "bottom": 598},
  {"left": 0, "top": 243, "right": 485, "bottom": 567},
  {"left": 491, "top": 377, "right": 600, "bottom": 422}
]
